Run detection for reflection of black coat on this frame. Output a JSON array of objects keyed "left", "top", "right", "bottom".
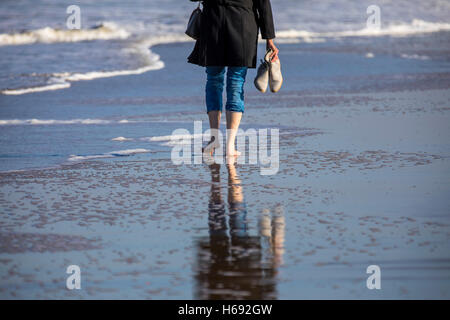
[{"left": 188, "top": 0, "right": 276, "bottom": 68}]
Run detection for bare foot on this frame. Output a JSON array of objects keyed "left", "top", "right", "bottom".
[
  {"left": 226, "top": 150, "right": 241, "bottom": 164},
  {"left": 227, "top": 149, "right": 241, "bottom": 157},
  {"left": 202, "top": 139, "right": 217, "bottom": 156},
  {"left": 226, "top": 156, "right": 236, "bottom": 165}
]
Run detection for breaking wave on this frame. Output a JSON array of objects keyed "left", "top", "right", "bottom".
[
  {"left": 0, "top": 22, "right": 130, "bottom": 46},
  {"left": 277, "top": 19, "right": 450, "bottom": 40}
]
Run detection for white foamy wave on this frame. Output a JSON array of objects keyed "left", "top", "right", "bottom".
[
  {"left": 1, "top": 60, "right": 164, "bottom": 95},
  {"left": 0, "top": 118, "right": 134, "bottom": 126},
  {"left": 60, "top": 58, "right": 164, "bottom": 81},
  {"left": 112, "top": 133, "right": 209, "bottom": 146},
  {"left": 140, "top": 133, "right": 207, "bottom": 146},
  {"left": 111, "top": 129, "right": 298, "bottom": 147},
  {"left": 0, "top": 22, "right": 130, "bottom": 46},
  {"left": 1, "top": 32, "right": 177, "bottom": 96},
  {"left": 400, "top": 53, "right": 430, "bottom": 60},
  {"left": 142, "top": 133, "right": 204, "bottom": 142},
  {"left": 68, "top": 148, "right": 150, "bottom": 162},
  {"left": 0, "top": 81, "right": 71, "bottom": 95},
  {"left": 112, "top": 136, "right": 134, "bottom": 141},
  {"left": 276, "top": 19, "right": 450, "bottom": 40}
]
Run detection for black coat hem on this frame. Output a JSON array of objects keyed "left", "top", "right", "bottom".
[{"left": 187, "top": 0, "right": 275, "bottom": 70}]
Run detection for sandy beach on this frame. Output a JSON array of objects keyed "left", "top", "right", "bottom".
[
  {"left": 1, "top": 0, "right": 450, "bottom": 300},
  {"left": 1, "top": 37, "right": 450, "bottom": 298}
]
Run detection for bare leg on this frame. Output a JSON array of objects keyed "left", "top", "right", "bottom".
[
  {"left": 227, "top": 162, "right": 243, "bottom": 204},
  {"left": 209, "top": 163, "right": 221, "bottom": 203},
  {"left": 208, "top": 110, "right": 221, "bottom": 130},
  {"left": 203, "top": 110, "right": 221, "bottom": 156},
  {"left": 226, "top": 111, "right": 242, "bottom": 160}
]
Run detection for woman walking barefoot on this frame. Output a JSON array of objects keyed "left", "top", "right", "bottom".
[{"left": 188, "top": 0, "right": 279, "bottom": 161}]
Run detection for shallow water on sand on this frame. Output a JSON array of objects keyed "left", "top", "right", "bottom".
[{"left": 0, "top": 40, "right": 450, "bottom": 298}]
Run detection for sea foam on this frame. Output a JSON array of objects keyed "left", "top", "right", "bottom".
[
  {"left": 276, "top": 19, "right": 450, "bottom": 40},
  {"left": 68, "top": 148, "right": 150, "bottom": 161},
  {"left": 0, "top": 30, "right": 186, "bottom": 95},
  {"left": 0, "top": 118, "right": 131, "bottom": 126},
  {"left": 0, "top": 22, "right": 130, "bottom": 46}
]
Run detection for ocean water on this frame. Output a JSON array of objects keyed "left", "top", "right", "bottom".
[
  {"left": 0, "top": 0, "right": 449, "bottom": 172},
  {"left": 1, "top": 0, "right": 450, "bottom": 94}
]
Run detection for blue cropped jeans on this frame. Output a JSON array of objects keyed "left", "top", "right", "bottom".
[{"left": 205, "top": 66, "right": 248, "bottom": 113}]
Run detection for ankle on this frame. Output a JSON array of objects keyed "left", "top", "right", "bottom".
[{"left": 226, "top": 146, "right": 235, "bottom": 154}]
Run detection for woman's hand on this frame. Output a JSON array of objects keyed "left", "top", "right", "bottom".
[{"left": 266, "top": 39, "right": 279, "bottom": 62}]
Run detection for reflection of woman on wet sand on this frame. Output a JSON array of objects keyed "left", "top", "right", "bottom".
[
  {"left": 194, "top": 163, "right": 285, "bottom": 300},
  {"left": 259, "top": 206, "right": 285, "bottom": 268}
]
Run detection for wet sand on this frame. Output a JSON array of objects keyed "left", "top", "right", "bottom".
[{"left": 0, "top": 41, "right": 450, "bottom": 299}]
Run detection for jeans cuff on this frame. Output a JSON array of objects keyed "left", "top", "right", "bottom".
[{"left": 225, "top": 105, "right": 244, "bottom": 113}]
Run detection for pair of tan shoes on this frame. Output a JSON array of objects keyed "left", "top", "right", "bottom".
[{"left": 254, "top": 48, "right": 283, "bottom": 93}]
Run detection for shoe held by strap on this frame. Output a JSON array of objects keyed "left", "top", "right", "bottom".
[
  {"left": 254, "top": 48, "right": 283, "bottom": 93},
  {"left": 254, "top": 48, "right": 273, "bottom": 93}
]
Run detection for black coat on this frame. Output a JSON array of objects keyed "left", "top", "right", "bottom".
[{"left": 187, "top": 0, "right": 276, "bottom": 69}]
